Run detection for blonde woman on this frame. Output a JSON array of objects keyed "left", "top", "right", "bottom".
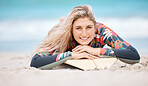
[{"left": 30, "top": 5, "right": 140, "bottom": 70}]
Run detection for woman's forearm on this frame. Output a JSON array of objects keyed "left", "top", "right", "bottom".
[
  {"left": 30, "top": 51, "right": 72, "bottom": 70},
  {"left": 113, "top": 45, "right": 140, "bottom": 64},
  {"left": 100, "top": 46, "right": 140, "bottom": 64}
]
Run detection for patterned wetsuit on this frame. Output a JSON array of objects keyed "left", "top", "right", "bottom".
[{"left": 30, "top": 23, "right": 140, "bottom": 69}]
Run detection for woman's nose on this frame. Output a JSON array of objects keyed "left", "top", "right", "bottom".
[{"left": 82, "top": 29, "right": 87, "bottom": 37}]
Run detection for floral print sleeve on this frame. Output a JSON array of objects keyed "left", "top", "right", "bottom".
[{"left": 96, "top": 23, "right": 140, "bottom": 63}]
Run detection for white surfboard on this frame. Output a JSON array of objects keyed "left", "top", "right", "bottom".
[{"left": 65, "top": 57, "right": 117, "bottom": 71}]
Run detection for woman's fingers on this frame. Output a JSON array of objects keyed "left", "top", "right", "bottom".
[
  {"left": 72, "top": 51, "right": 100, "bottom": 60},
  {"left": 73, "top": 45, "right": 91, "bottom": 53},
  {"left": 72, "top": 45, "right": 81, "bottom": 51},
  {"left": 87, "top": 54, "right": 98, "bottom": 59},
  {"left": 72, "top": 45, "right": 90, "bottom": 53},
  {"left": 90, "top": 54, "right": 100, "bottom": 59},
  {"left": 83, "top": 52, "right": 98, "bottom": 60},
  {"left": 72, "top": 45, "right": 83, "bottom": 52},
  {"left": 73, "top": 45, "right": 100, "bottom": 56}
]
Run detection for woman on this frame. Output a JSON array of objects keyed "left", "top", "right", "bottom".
[{"left": 30, "top": 5, "right": 140, "bottom": 70}]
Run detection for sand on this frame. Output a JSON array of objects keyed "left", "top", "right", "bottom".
[{"left": 0, "top": 53, "right": 148, "bottom": 86}]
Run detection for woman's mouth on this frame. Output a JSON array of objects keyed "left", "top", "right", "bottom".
[{"left": 79, "top": 37, "right": 89, "bottom": 41}]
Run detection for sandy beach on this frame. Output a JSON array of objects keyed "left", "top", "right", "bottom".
[{"left": 0, "top": 53, "right": 148, "bottom": 86}]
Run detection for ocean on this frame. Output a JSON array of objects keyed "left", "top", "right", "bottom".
[{"left": 0, "top": 0, "right": 148, "bottom": 56}]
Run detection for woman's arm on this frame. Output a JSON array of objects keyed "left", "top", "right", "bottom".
[
  {"left": 30, "top": 50, "right": 97, "bottom": 70},
  {"left": 98, "top": 23, "right": 140, "bottom": 64},
  {"left": 30, "top": 51, "right": 72, "bottom": 70}
]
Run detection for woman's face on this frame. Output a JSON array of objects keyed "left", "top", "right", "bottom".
[{"left": 72, "top": 17, "right": 95, "bottom": 45}]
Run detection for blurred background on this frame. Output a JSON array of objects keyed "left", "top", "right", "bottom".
[{"left": 0, "top": 0, "right": 148, "bottom": 56}]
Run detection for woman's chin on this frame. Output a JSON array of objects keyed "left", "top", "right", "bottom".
[
  {"left": 79, "top": 42, "right": 90, "bottom": 45},
  {"left": 77, "top": 39, "right": 92, "bottom": 45},
  {"left": 80, "top": 44, "right": 88, "bottom": 46}
]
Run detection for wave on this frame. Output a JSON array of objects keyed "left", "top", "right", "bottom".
[
  {"left": 0, "top": 19, "right": 59, "bottom": 41},
  {"left": 0, "top": 17, "right": 148, "bottom": 41}
]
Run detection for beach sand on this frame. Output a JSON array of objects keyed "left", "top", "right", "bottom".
[{"left": 0, "top": 53, "right": 148, "bottom": 86}]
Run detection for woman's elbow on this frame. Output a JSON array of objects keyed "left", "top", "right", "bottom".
[
  {"left": 30, "top": 54, "right": 41, "bottom": 68},
  {"left": 124, "top": 46, "right": 140, "bottom": 64},
  {"left": 131, "top": 46, "right": 140, "bottom": 61},
  {"left": 133, "top": 52, "right": 140, "bottom": 63},
  {"left": 118, "top": 52, "right": 140, "bottom": 64},
  {"left": 30, "top": 59, "right": 38, "bottom": 68},
  {"left": 135, "top": 53, "right": 140, "bottom": 61}
]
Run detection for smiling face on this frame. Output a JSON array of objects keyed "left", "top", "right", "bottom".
[{"left": 72, "top": 17, "right": 95, "bottom": 45}]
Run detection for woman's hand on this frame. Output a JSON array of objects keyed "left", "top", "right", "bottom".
[
  {"left": 71, "top": 52, "right": 98, "bottom": 60},
  {"left": 72, "top": 45, "right": 100, "bottom": 56}
]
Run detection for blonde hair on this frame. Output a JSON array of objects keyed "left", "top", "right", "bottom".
[{"left": 36, "top": 5, "right": 96, "bottom": 54}]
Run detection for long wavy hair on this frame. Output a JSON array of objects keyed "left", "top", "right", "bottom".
[{"left": 36, "top": 5, "right": 97, "bottom": 54}]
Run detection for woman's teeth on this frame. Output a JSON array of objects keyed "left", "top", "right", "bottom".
[{"left": 80, "top": 37, "right": 89, "bottom": 40}]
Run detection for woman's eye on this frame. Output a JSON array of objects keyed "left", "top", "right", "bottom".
[
  {"left": 87, "top": 26, "right": 92, "bottom": 29},
  {"left": 76, "top": 28, "right": 81, "bottom": 30}
]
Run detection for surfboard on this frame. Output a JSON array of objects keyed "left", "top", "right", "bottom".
[{"left": 64, "top": 56, "right": 117, "bottom": 71}]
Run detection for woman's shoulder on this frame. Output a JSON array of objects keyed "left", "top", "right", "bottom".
[
  {"left": 96, "top": 22, "right": 106, "bottom": 35},
  {"left": 96, "top": 22, "right": 109, "bottom": 29},
  {"left": 96, "top": 22, "right": 104, "bottom": 27},
  {"left": 96, "top": 22, "right": 113, "bottom": 33}
]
